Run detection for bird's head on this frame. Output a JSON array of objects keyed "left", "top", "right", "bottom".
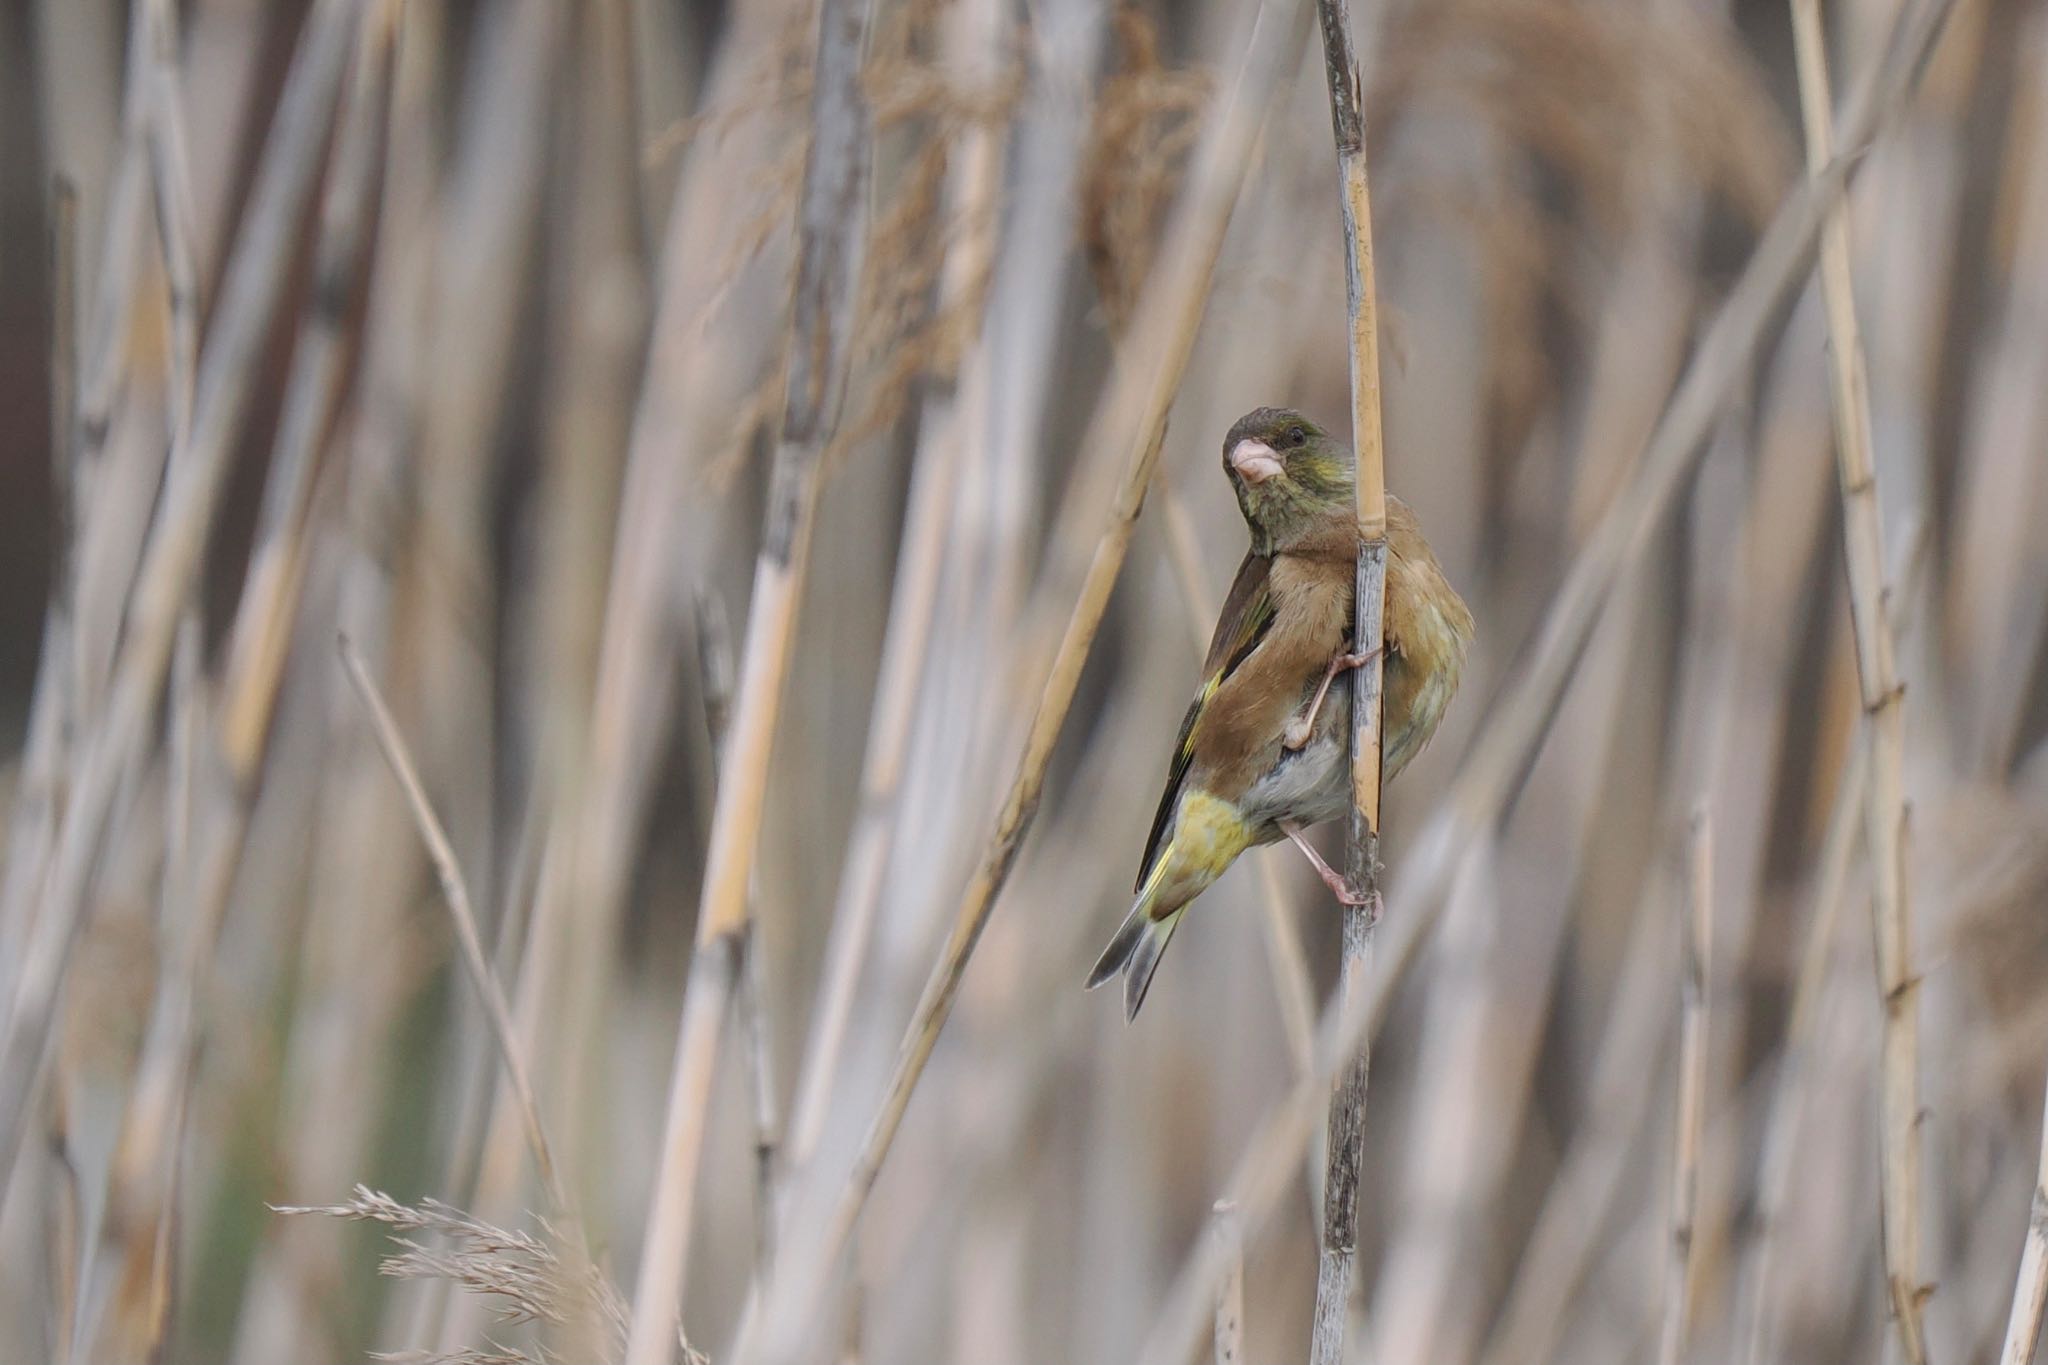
[{"left": 1221, "top": 407, "right": 1354, "bottom": 554}]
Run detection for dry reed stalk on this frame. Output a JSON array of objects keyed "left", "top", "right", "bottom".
[
  {"left": 0, "top": 2, "right": 148, "bottom": 967},
  {"left": 1129, "top": 12, "right": 1957, "bottom": 1353},
  {"left": 693, "top": 590, "right": 783, "bottom": 1279},
  {"left": 233, "top": 10, "right": 496, "bottom": 1356},
  {"left": 467, "top": 0, "right": 796, "bottom": 1264},
  {"left": 1736, "top": 743, "right": 1866, "bottom": 1365},
  {"left": 753, "top": 5, "right": 1310, "bottom": 1358},
  {"left": 340, "top": 638, "right": 568, "bottom": 1216},
  {"left": 77, "top": 616, "right": 199, "bottom": 1365},
  {"left": 777, "top": 407, "right": 959, "bottom": 1167},
  {"left": 53, "top": 14, "right": 150, "bottom": 720},
  {"left": 1789, "top": 1, "right": 1930, "bottom": 1356},
  {"left": 782, "top": 0, "right": 1003, "bottom": 1174},
  {"left": 1476, "top": 866, "right": 1678, "bottom": 1365},
  {"left": 44, "top": 1083, "right": 83, "bottom": 1365},
  {"left": 1310, "top": 0, "right": 1390, "bottom": 1354},
  {"left": 1656, "top": 810, "right": 1712, "bottom": 1365},
  {"left": 1213, "top": 1200, "right": 1244, "bottom": 1365},
  {"left": 0, "top": 0, "right": 360, "bottom": 1209},
  {"left": 730, "top": 8, "right": 1315, "bottom": 1361},
  {"left": 222, "top": 0, "right": 400, "bottom": 776},
  {"left": 2, "top": 179, "right": 81, "bottom": 978},
  {"left": 510, "top": 18, "right": 648, "bottom": 1294},
  {"left": 1995, "top": 1075, "right": 2048, "bottom": 1365},
  {"left": 619, "top": 0, "right": 875, "bottom": 1354},
  {"left": 1388, "top": 0, "right": 1955, "bottom": 943},
  {"left": 140, "top": 0, "right": 197, "bottom": 446}
]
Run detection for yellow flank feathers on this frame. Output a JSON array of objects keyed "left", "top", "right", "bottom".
[{"left": 1141, "top": 788, "right": 1255, "bottom": 919}]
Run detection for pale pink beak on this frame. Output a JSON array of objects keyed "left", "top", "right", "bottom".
[{"left": 1229, "top": 438, "right": 1284, "bottom": 484}]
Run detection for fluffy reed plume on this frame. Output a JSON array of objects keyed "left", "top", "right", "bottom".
[
  {"left": 8, "top": 0, "right": 2047, "bottom": 1363},
  {"left": 275, "top": 1187, "right": 706, "bottom": 1365}
]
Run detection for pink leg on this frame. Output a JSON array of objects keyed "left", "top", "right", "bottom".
[
  {"left": 1283, "top": 646, "right": 1382, "bottom": 751},
  {"left": 1282, "top": 823, "right": 1379, "bottom": 917}
]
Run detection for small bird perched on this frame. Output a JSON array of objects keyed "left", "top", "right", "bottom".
[{"left": 1087, "top": 406, "right": 1474, "bottom": 1020}]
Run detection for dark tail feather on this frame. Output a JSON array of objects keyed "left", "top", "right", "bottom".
[{"left": 1085, "top": 903, "right": 1183, "bottom": 1021}]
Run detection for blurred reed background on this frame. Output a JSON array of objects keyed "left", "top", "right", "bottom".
[{"left": 2, "top": 0, "right": 2047, "bottom": 1362}]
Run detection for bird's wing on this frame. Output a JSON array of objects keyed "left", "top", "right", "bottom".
[{"left": 1134, "top": 552, "right": 1276, "bottom": 893}]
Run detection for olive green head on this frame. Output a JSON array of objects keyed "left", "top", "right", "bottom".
[{"left": 1220, "top": 407, "right": 1354, "bottom": 554}]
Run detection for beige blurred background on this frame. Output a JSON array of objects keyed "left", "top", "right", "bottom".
[{"left": 2, "top": 0, "right": 2047, "bottom": 1363}]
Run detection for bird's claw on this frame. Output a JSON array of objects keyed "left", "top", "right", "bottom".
[{"left": 1283, "top": 646, "right": 1383, "bottom": 751}]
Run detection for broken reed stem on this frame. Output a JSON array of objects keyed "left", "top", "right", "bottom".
[
  {"left": 1131, "top": 8, "right": 1957, "bottom": 1359},
  {"left": 732, "top": 6, "right": 1310, "bottom": 1361},
  {"left": 1213, "top": 1200, "right": 1244, "bottom": 1365},
  {"left": 619, "top": 0, "right": 874, "bottom": 1355},
  {"left": 1657, "top": 810, "right": 1712, "bottom": 1365},
  {"left": 694, "top": 591, "right": 783, "bottom": 1281},
  {"left": 1788, "top": 1, "right": 1927, "bottom": 1357},
  {"left": 1311, "top": 0, "right": 1386, "bottom": 1357},
  {"left": 1996, "top": 1076, "right": 2048, "bottom": 1365},
  {"left": 340, "top": 637, "right": 568, "bottom": 1218}
]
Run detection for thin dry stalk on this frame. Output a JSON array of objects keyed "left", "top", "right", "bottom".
[
  {"left": 1657, "top": 810, "right": 1713, "bottom": 1365},
  {"left": 1378, "top": 0, "right": 1956, "bottom": 958},
  {"left": 1789, "top": 2, "right": 1929, "bottom": 1356},
  {"left": 0, "top": 0, "right": 361, "bottom": 1208},
  {"left": 340, "top": 637, "right": 567, "bottom": 1217},
  {"left": 3, "top": 180, "right": 81, "bottom": 970},
  {"left": 81, "top": 614, "right": 201, "bottom": 1365},
  {"left": 49, "top": 175, "right": 76, "bottom": 528},
  {"left": 1996, "top": 1077, "right": 2048, "bottom": 1365},
  {"left": 619, "top": 0, "right": 876, "bottom": 1354},
  {"left": 45, "top": 1086, "right": 82, "bottom": 1365},
  {"left": 1213, "top": 1200, "right": 1244, "bottom": 1365},
  {"left": 75, "top": 12, "right": 399, "bottom": 1359},
  {"left": 782, "top": 0, "right": 1003, "bottom": 1168},
  {"left": 1477, "top": 868, "right": 1678, "bottom": 1365},
  {"left": 1736, "top": 744, "right": 1867, "bottom": 1365},
  {"left": 695, "top": 591, "right": 782, "bottom": 1279},
  {"left": 141, "top": 0, "right": 199, "bottom": 445},
  {"left": 220, "top": 0, "right": 401, "bottom": 775},
  {"left": 1311, "top": 0, "right": 1390, "bottom": 1356},
  {"left": 734, "top": 5, "right": 1313, "bottom": 1359},
  {"left": 1130, "top": 9, "right": 1958, "bottom": 1356}
]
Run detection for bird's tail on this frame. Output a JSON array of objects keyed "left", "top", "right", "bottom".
[{"left": 1085, "top": 896, "right": 1184, "bottom": 1022}]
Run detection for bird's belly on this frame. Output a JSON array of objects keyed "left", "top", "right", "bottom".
[{"left": 1240, "top": 732, "right": 1350, "bottom": 833}]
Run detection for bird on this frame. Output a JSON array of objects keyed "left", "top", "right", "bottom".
[{"left": 1086, "top": 406, "right": 1474, "bottom": 1020}]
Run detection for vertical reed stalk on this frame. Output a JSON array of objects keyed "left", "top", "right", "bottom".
[
  {"left": 1656, "top": 810, "right": 1712, "bottom": 1365},
  {"left": 1131, "top": 9, "right": 1957, "bottom": 1357},
  {"left": 734, "top": 6, "right": 1312, "bottom": 1359},
  {"left": 0, "top": 0, "right": 360, "bottom": 1209},
  {"left": 340, "top": 639, "right": 568, "bottom": 1216},
  {"left": 1996, "top": 1076, "right": 2048, "bottom": 1365},
  {"left": 1311, "top": 0, "right": 1388, "bottom": 1357},
  {"left": 619, "top": 0, "right": 874, "bottom": 1355},
  {"left": 1213, "top": 1200, "right": 1244, "bottom": 1365},
  {"left": 1788, "top": 1, "right": 1929, "bottom": 1356}
]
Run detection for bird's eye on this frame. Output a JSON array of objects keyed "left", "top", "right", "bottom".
[{"left": 1287, "top": 426, "right": 1307, "bottom": 447}]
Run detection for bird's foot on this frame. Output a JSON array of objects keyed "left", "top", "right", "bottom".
[
  {"left": 1282, "top": 646, "right": 1382, "bottom": 751},
  {"left": 1282, "top": 823, "right": 1378, "bottom": 914}
]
